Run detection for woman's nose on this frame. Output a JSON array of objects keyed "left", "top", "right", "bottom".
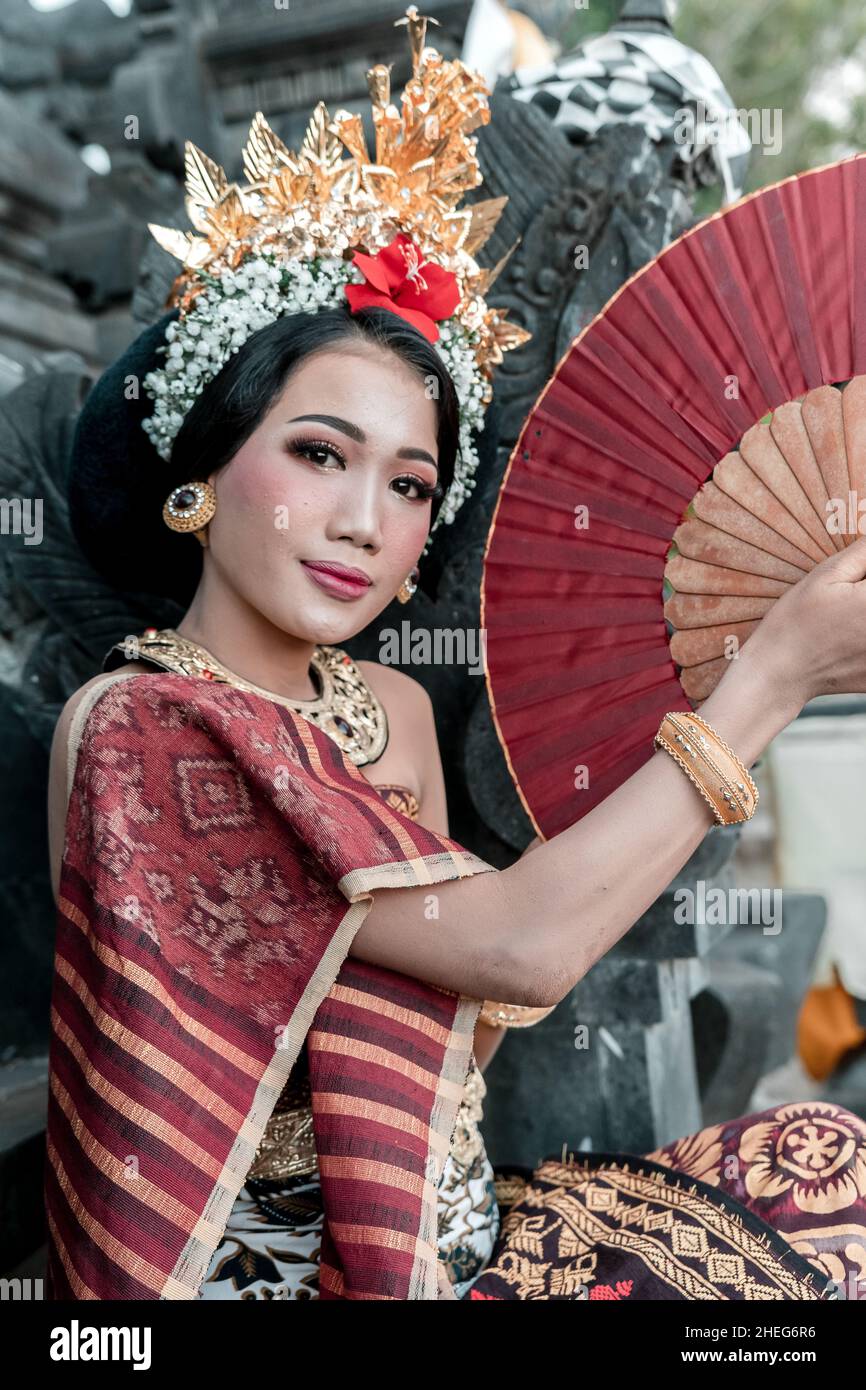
[{"left": 328, "top": 477, "right": 384, "bottom": 551}]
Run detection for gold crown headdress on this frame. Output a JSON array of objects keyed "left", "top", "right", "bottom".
[{"left": 142, "top": 6, "right": 530, "bottom": 548}]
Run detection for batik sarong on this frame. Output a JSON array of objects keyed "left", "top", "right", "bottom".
[{"left": 469, "top": 1099, "right": 866, "bottom": 1300}]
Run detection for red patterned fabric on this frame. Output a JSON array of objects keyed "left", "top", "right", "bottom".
[
  {"left": 468, "top": 1101, "right": 866, "bottom": 1300},
  {"left": 44, "top": 672, "right": 494, "bottom": 1300},
  {"left": 647, "top": 1100, "right": 866, "bottom": 1300}
]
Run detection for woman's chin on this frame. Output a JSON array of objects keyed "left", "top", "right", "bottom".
[{"left": 272, "top": 596, "right": 381, "bottom": 647}]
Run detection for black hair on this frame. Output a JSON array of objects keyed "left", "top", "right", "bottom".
[
  {"left": 170, "top": 303, "right": 458, "bottom": 514},
  {"left": 68, "top": 303, "right": 459, "bottom": 608}
]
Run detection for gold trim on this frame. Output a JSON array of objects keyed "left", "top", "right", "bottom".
[
  {"left": 448, "top": 1058, "right": 487, "bottom": 1167},
  {"left": 478, "top": 1000, "right": 555, "bottom": 1029},
  {"left": 655, "top": 710, "right": 759, "bottom": 826},
  {"left": 105, "top": 627, "right": 388, "bottom": 766},
  {"left": 251, "top": 1056, "right": 489, "bottom": 1182},
  {"left": 247, "top": 1073, "right": 318, "bottom": 1181},
  {"left": 375, "top": 784, "right": 421, "bottom": 819}
]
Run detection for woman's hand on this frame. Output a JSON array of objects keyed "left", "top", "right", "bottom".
[{"left": 742, "top": 534, "right": 866, "bottom": 709}]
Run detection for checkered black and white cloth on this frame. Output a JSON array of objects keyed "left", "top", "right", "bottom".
[{"left": 503, "top": 29, "right": 751, "bottom": 202}]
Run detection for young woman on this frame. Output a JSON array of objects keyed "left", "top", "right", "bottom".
[
  {"left": 44, "top": 299, "right": 866, "bottom": 1302},
  {"left": 41, "top": 9, "right": 866, "bottom": 1300}
]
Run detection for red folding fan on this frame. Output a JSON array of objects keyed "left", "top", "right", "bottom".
[{"left": 481, "top": 154, "right": 866, "bottom": 840}]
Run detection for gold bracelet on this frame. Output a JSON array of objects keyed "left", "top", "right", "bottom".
[
  {"left": 478, "top": 1001, "right": 557, "bottom": 1029},
  {"left": 654, "top": 711, "right": 759, "bottom": 826}
]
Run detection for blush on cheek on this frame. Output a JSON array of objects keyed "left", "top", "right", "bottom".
[
  {"left": 381, "top": 510, "right": 430, "bottom": 574},
  {"left": 220, "top": 451, "right": 321, "bottom": 535},
  {"left": 219, "top": 448, "right": 284, "bottom": 505}
]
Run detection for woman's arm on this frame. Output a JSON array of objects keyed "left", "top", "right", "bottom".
[
  {"left": 349, "top": 537, "right": 866, "bottom": 1004},
  {"left": 351, "top": 642, "right": 786, "bottom": 1002},
  {"left": 408, "top": 680, "right": 508, "bottom": 1070},
  {"left": 419, "top": 678, "right": 511, "bottom": 1067}
]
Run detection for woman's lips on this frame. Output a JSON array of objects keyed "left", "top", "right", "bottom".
[{"left": 301, "top": 561, "right": 372, "bottom": 600}]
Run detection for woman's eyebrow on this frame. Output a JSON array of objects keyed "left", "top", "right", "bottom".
[
  {"left": 289, "top": 413, "right": 365, "bottom": 442},
  {"left": 287, "top": 414, "right": 439, "bottom": 473}
]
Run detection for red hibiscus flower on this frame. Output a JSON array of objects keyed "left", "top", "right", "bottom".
[{"left": 344, "top": 234, "right": 460, "bottom": 342}]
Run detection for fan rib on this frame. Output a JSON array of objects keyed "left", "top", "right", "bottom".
[
  {"left": 713, "top": 452, "right": 825, "bottom": 560},
  {"left": 768, "top": 402, "right": 842, "bottom": 554},
  {"left": 801, "top": 385, "right": 855, "bottom": 546},
  {"left": 738, "top": 420, "right": 836, "bottom": 559},
  {"left": 672, "top": 518, "right": 808, "bottom": 583},
  {"left": 664, "top": 593, "right": 774, "bottom": 628},
  {"left": 680, "top": 657, "right": 733, "bottom": 702},
  {"left": 665, "top": 555, "right": 789, "bottom": 597},
  {"left": 691, "top": 479, "right": 818, "bottom": 569},
  {"left": 670, "top": 620, "right": 759, "bottom": 667}
]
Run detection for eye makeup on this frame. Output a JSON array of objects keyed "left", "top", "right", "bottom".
[{"left": 286, "top": 435, "right": 441, "bottom": 502}]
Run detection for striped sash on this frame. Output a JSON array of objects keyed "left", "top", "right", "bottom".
[{"left": 45, "top": 672, "right": 494, "bottom": 1300}]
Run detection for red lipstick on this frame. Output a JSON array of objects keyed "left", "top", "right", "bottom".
[{"left": 301, "top": 560, "right": 372, "bottom": 601}]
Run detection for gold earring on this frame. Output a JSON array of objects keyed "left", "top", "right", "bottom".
[
  {"left": 397, "top": 566, "right": 420, "bottom": 604},
  {"left": 163, "top": 481, "right": 217, "bottom": 548}
]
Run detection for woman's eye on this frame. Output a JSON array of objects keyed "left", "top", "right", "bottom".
[
  {"left": 392, "top": 475, "right": 439, "bottom": 501},
  {"left": 292, "top": 440, "right": 345, "bottom": 468}
]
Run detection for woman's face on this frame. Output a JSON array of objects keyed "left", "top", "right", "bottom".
[{"left": 204, "top": 342, "right": 441, "bottom": 645}]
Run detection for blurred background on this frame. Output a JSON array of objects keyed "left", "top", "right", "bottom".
[
  {"left": 4, "top": 0, "right": 866, "bottom": 383},
  {"left": 2, "top": 0, "right": 865, "bottom": 380},
  {"left": 2, "top": 0, "right": 866, "bottom": 1286}
]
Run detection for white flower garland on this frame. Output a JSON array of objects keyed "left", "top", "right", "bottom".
[{"left": 142, "top": 252, "right": 488, "bottom": 548}]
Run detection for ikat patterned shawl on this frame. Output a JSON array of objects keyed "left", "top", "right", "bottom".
[{"left": 44, "top": 671, "right": 496, "bottom": 1301}]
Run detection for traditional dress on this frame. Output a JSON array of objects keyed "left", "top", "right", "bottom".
[
  {"left": 44, "top": 662, "right": 866, "bottom": 1301},
  {"left": 199, "top": 785, "right": 499, "bottom": 1301}
]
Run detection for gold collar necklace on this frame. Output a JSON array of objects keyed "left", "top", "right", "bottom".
[{"left": 103, "top": 626, "right": 388, "bottom": 766}]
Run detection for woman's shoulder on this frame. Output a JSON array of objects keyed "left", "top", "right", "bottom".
[
  {"left": 51, "top": 664, "right": 146, "bottom": 759},
  {"left": 354, "top": 658, "right": 433, "bottom": 722},
  {"left": 63, "top": 662, "right": 144, "bottom": 705},
  {"left": 353, "top": 659, "right": 446, "bottom": 830},
  {"left": 47, "top": 662, "right": 274, "bottom": 904},
  {"left": 48, "top": 665, "right": 145, "bottom": 905}
]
